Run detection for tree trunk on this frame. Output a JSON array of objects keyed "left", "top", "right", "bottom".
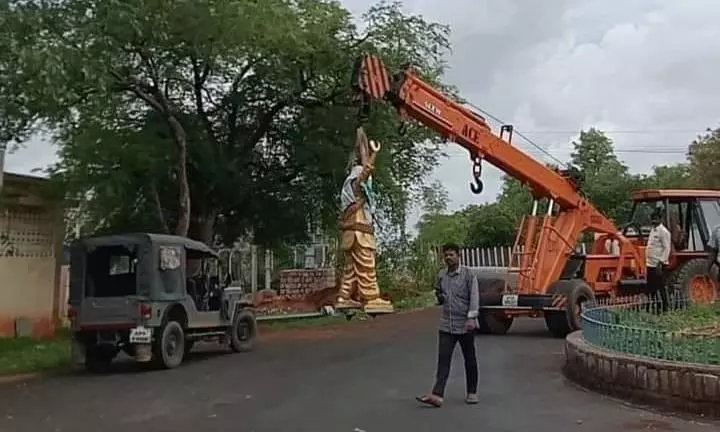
[
  {"left": 188, "top": 210, "right": 218, "bottom": 245},
  {"left": 166, "top": 115, "right": 191, "bottom": 237}
]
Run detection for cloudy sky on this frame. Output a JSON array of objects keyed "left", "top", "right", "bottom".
[{"left": 5, "top": 0, "right": 720, "bottom": 225}]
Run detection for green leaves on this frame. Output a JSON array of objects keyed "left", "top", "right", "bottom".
[
  {"left": 2, "top": 0, "right": 452, "bottom": 245},
  {"left": 687, "top": 129, "right": 720, "bottom": 188}
]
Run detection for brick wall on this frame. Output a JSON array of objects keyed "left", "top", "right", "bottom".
[
  {"left": 564, "top": 331, "right": 720, "bottom": 418},
  {"left": 279, "top": 269, "right": 336, "bottom": 296}
]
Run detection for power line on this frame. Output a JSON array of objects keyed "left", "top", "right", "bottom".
[
  {"left": 462, "top": 102, "right": 569, "bottom": 168},
  {"left": 516, "top": 129, "right": 710, "bottom": 135}
]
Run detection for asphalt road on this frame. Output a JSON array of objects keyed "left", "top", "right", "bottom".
[{"left": 1, "top": 308, "right": 717, "bottom": 432}]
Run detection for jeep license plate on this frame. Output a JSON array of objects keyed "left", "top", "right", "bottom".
[
  {"left": 501, "top": 294, "right": 519, "bottom": 308},
  {"left": 129, "top": 326, "right": 152, "bottom": 344}
]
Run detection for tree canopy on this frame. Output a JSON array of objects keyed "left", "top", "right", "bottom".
[{"left": 0, "top": 0, "right": 453, "bottom": 245}]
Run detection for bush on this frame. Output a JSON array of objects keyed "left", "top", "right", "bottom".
[{"left": 377, "top": 238, "right": 441, "bottom": 310}]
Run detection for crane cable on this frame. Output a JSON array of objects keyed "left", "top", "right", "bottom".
[{"left": 463, "top": 101, "right": 569, "bottom": 168}]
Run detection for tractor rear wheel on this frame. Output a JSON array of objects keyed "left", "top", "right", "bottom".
[
  {"left": 544, "top": 279, "right": 595, "bottom": 338},
  {"left": 667, "top": 258, "right": 718, "bottom": 307}
]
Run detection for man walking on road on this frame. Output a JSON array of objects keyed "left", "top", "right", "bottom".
[
  {"left": 646, "top": 210, "right": 672, "bottom": 313},
  {"left": 416, "top": 243, "right": 480, "bottom": 408}
]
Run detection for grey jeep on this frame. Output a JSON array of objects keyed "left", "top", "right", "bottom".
[{"left": 67, "top": 233, "right": 257, "bottom": 371}]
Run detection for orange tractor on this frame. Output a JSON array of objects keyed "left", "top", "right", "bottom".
[{"left": 351, "top": 55, "right": 719, "bottom": 337}]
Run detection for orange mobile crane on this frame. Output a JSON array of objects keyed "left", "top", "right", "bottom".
[{"left": 352, "top": 55, "right": 719, "bottom": 337}]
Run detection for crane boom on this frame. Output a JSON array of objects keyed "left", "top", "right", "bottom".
[{"left": 352, "top": 55, "right": 641, "bottom": 294}]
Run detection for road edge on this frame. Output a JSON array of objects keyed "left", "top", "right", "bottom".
[{"left": 563, "top": 330, "right": 720, "bottom": 419}]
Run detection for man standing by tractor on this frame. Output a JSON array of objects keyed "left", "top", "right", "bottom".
[
  {"left": 646, "top": 210, "right": 672, "bottom": 313},
  {"left": 416, "top": 243, "right": 480, "bottom": 408},
  {"left": 705, "top": 224, "right": 720, "bottom": 279}
]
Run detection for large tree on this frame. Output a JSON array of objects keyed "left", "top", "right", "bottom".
[
  {"left": 568, "top": 128, "right": 635, "bottom": 222},
  {"left": 0, "top": 0, "right": 452, "bottom": 245},
  {"left": 687, "top": 128, "right": 720, "bottom": 188}
]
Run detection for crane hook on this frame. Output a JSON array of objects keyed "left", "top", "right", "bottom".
[
  {"left": 470, "top": 178, "right": 484, "bottom": 194},
  {"left": 469, "top": 154, "right": 484, "bottom": 194}
]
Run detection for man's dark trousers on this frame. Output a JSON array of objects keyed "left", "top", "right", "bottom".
[
  {"left": 431, "top": 330, "right": 478, "bottom": 397},
  {"left": 647, "top": 265, "right": 670, "bottom": 313}
]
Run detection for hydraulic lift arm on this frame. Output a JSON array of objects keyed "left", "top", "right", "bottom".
[{"left": 351, "top": 55, "right": 642, "bottom": 293}]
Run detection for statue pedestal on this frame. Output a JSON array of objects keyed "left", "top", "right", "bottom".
[
  {"left": 332, "top": 299, "right": 395, "bottom": 321},
  {"left": 363, "top": 302, "right": 394, "bottom": 315}
]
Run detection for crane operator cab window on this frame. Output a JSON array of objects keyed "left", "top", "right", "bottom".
[
  {"left": 624, "top": 201, "right": 664, "bottom": 239},
  {"left": 625, "top": 198, "right": 718, "bottom": 252}
]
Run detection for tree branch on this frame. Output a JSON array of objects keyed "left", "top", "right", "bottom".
[
  {"left": 246, "top": 102, "right": 287, "bottom": 150},
  {"left": 228, "top": 62, "right": 256, "bottom": 144},
  {"left": 241, "top": 66, "right": 316, "bottom": 151},
  {"left": 343, "top": 31, "right": 375, "bottom": 49},
  {"left": 192, "top": 57, "right": 216, "bottom": 143},
  {"left": 149, "top": 181, "right": 170, "bottom": 234},
  {"left": 111, "top": 70, "right": 167, "bottom": 113},
  {"left": 299, "top": 89, "right": 347, "bottom": 107}
]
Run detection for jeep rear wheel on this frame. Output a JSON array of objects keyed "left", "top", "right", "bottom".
[{"left": 153, "top": 321, "right": 185, "bottom": 369}]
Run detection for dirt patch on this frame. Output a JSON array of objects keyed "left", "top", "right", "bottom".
[
  {"left": 0, "top": 373, "right": 39, "bottom": 385},
  {"left": 259, "top": 307, "right": 435, "bottom": 343}
]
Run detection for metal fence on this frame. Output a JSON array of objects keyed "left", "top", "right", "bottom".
[
  {"left": 581, "top": 295, "right": 720, "bottom": 366},
  {"left": 452, "top": 244, "right": 587, "bottom": 269}
]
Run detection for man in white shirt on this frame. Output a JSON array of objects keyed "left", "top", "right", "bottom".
[
  {"left": 646, "top": 210, "right": 672, "bottom": 313},
  {"left": 705, "top": 224, "right": 720, "bottom": 278}
]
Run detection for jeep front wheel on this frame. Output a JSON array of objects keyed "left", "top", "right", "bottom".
[{"left": 229, "top": 309, "right": 257, "bottom": 353}]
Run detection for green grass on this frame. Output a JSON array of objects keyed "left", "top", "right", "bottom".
[
  {"left": 0, "top": 331, "right": 72, "bottom": 376},
  {"left": 611, "top": 304, "right": 720, "bottom": 331},
  {"left": 393, "top": 290, "right": 436, "bottom": 312},
  {"left": 594, "top": 304, "right": 720, "bottom": 365}
]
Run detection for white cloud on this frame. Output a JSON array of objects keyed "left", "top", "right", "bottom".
[
  {"left": 351, "top": 0, "right": 720, "bottom": 222},
  {"left": 6, "top": 0, "right": 720, "bottom": 230}
]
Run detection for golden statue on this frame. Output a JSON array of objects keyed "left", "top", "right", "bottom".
[{"left": 335, "top": 127, "right": 394, "bottom": 314}]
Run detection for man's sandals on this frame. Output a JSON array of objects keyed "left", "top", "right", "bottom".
[
  {"left": 416, "top": 394, "right": 478, "bottom": 407},
  {"left": 416, "top": 395, "right": 443, "bottom": 408}
]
